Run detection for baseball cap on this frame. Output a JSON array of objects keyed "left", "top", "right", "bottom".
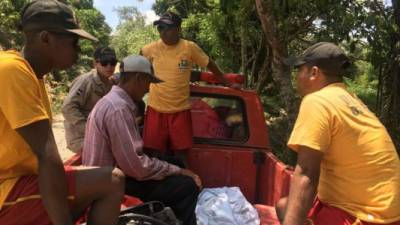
[
  {"left": 284, "top": 42, "right": 351, "bottom": 76},
  {"left": 19, "top": 0, "right": 98, "bottom": 42},
  {"left": 119, "top": 55, "right": 163, "bottom": 83},
  {"left": 94, "top": 47, "right": 116, "bottom": 60},
  {"left": 153, "top": 12, "right": 182, "bottom": 27}
]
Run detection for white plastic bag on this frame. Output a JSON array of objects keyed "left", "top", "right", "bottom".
[{"left": 196, "top": 187, "right": 260, "bottom": 225}]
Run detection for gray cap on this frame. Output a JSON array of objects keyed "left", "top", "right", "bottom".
[
  {"left": 284, "top": 42, "right": 351, "bottom": 76},
  {"left": 119, "top": 55, "right": 163, "bottom": 83}
]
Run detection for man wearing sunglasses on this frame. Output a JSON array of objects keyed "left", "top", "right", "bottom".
[
  {"left": 62, "top": 46, "right": 117, "bottom": 153},
  {"left": 0, "top": 1, "right": 124, "bottom": 225},
  {"left": 140, "top": 12, "right": 228, "bottom": 164}
]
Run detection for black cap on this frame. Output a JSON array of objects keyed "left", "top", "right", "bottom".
[
  {"left": 94, "top": 47, "right": 116, "bottom": 60},
  {"left": 284, "top": 42, "right": 350, "bottom": 75},
  {"left": 153, "top": 12, "right": 182, "bottom": 27},
  {"left": 19, "top": 0, "right": 98, "bottom": 41}
]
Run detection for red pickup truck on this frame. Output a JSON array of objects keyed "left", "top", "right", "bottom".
[{"left": 65, "top": 73, "right": 293, "bottom": 225}]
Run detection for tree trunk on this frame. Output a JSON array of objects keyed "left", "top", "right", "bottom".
[
  {"left": 377, "top": 0, "right": 400, "bottom": 154},
  {"left": 240, "top": 22, "right": 249, "bottom": 87},
  {"left": 255, "top": 0, "right": 298, "bottom": 165}
]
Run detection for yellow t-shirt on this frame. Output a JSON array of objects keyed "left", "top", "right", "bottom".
[
  {"left": 141, "top": 39, "right": 209, "bottom": 112},
  {"left": 288, "top": 83, "right": 400, "bottom": 223},
  {"left": 0, "top": 51, "right": 51, "bottom": 209}
]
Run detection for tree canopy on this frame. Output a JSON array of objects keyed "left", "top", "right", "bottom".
[
  {"left": 0, "top": 0, "right": 111, "bottom": 80},
  {"left": 110, "top": 6, "right": 159, "bottom": 59},
  {"left": 150, "top": 0, "right": 400, "bottom": 163},
  {"left": 1, "top": 0, "right": 398, "bottom": 163}
]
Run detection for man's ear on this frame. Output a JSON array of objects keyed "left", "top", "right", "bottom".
[
  {"left": 38, "top": 30, "right": 51, "bottom": 45},
  {"left": 310, "top": 66, "right": 319, "bottom": 80}
]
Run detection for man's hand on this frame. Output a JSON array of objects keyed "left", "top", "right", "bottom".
[{"left": 180, "top": 169, "right": 202, "bottom": 189}]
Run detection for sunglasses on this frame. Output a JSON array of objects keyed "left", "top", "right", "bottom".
[{"left": 97, "top": 58, "right": 117, "bottom": 67}]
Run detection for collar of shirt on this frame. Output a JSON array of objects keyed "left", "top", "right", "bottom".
[
  {"left": 157, "top": 38, "right": 182, "bottom": 50},
  {"left": 92, "top": 69, "right": 112, "bottom": 89},
  {"left": 109, "top": 85, "right": 137, "bottom": 114}
]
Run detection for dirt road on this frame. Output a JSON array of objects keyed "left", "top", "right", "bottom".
[{"left": 52, "top": 114, "right": 75, "bottom": 161}]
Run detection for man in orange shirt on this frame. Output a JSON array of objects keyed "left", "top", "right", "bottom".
[
  {"left": 0, "top": 1, "right": 124, "bottom": 225},
  {"left": 140, "top": 12, "right": 227, "bottom": 164},
  {"left": 276, "top": 42, "right": 400, "bottom": 225}
]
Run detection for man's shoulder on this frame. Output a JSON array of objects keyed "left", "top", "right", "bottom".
[
  {"left": 0, "top": 50, "right": 22, "bottom": 61},
  {"left": 70, "top": 70, "right": 96, "bottom": 86},
  {"left": 301, "top": 91, "right": 333, "bottom": 112},
  {"left": 0, "top": 51, "right": 36, "bottom": 82},
  {"left": 142, "top": 40, "right": 160, "bottom": 50},
  {"left": 0, "top": 51, "right": 30, "bottom": 72},
  {"left": 180, "top": 39, "right": 202, "bottom": 50},
  {"left": 94, "top": 90, "right": 134, "bottom": 116},
  {"left": 181, "top": 39, "right": 196, "bottom": 45}
]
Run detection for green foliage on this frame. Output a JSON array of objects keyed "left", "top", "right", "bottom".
[
  {"left": 0, "top": 0, "right": 111, "bottom": 81},
  {"left": 69, "top": 8, "right": 112, "bottom": 78},
  {"left": 0, "top": 0, "right": 28, "bottom": 49},
  {"left": 153, "top": 0, "right": 400, "bottom": 162},
  {"left": 110, "top": 6, "right": 159, "bottom": 58},
  {"left": 345, "top": 61, "right": 378, "bottom": 111}
]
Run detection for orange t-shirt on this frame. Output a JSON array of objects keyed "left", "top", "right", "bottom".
[
  {"left": 141, "top": 39, "right": 209, "bottom": 113},
  {"left": 0, "top": 51, "right": 52, "bottom": 209},
  {"left": 288, "top": 83, "right": 400, "bottom": 223}
]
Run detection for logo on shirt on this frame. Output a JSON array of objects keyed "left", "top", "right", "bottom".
[
  {"left": 339, "top": 95, "right": 364, "bottom": 116},
  {"left": 179, "top": 60, "right": 190, "bottom": 70}
]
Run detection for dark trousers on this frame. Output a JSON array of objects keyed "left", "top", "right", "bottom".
[{"left": 125, "top": 175, "right": 199, "bottom": 225}]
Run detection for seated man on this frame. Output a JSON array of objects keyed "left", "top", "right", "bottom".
[
  {"left": 0, "top": 1, "right": 124, "bottom": 225},
  {"left": 276, "top": 42, "right": 400, "bottom": 225},
  {"left": 82, "top": 55, "right": 201, "bottom": 225}
]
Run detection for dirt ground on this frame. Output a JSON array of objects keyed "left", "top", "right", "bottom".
[{"left": 52, "top": 113, "right": 75, "bottom": 161}]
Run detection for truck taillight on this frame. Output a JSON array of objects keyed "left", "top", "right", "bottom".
[{"left": 191, "top": 71, "right": 245, "bottom": 85}]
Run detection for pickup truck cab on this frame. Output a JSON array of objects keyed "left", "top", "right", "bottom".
[{"left": 65, "top": 72, "right": 293, "bottom": 225}]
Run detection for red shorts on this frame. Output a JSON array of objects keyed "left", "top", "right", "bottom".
[
  {"left": 308, "top": 198, "right": 400, "bottom": 225},
  {"left": 143, "top": 106, "right": 193, "bottom": 153},
  {"left": 0, "top": 166, "right": 76, "bottom": 225}
]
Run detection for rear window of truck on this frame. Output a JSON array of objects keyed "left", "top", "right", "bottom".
[{"left": 190, "top": 94, "right": 248, "bottom": 142}]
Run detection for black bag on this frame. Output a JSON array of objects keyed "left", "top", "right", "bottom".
[{"left": 117, "top": 201, "right": 182, "bottom": 225}]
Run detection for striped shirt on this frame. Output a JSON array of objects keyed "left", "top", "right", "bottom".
[{"left": 82, "top": 85, "right": 181, "bottom": 180}]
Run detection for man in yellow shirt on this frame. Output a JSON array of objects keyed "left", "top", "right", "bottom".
[
  {"left": 0, "top": 1, "right": 124, "bottom": 225},
  {"left": 140, "top": 12, "right": 227, "bottom": 163},
  {"left": 276, "top": 42, "right": 400, "bottom": 225}
]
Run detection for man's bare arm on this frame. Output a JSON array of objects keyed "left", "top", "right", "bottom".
[
  {"left": 16, "top": 119, "right": 73, "bottom": 225},
  {"left": 282, "top": 146, "right": 323, "bottom": 225},
  {"left": 207, "top": 60, "right": 226, "bottom": 84}
]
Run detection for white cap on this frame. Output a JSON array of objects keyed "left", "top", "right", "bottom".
[{"left": 119, "top": 55, "right": 163, "bottom": 83}]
